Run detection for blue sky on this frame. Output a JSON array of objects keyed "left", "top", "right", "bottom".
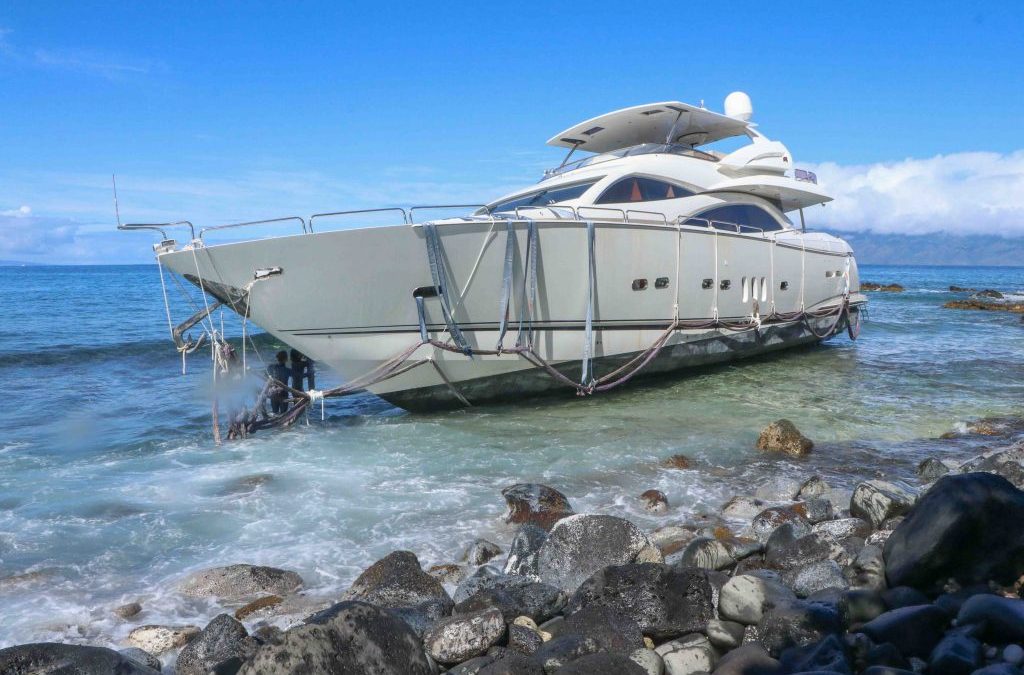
[{"left": 1, "top": 1, "right": 1022, "bottom": 263}]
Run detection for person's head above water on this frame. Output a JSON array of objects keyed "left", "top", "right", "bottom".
[
  {"left": 276, "top": 350, "right": 287, "bottom": 364},
  {"left": 290, "top": 349, "right": 304, "bottom": 364}
]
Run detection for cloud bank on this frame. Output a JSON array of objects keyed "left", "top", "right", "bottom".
[{"left": 810, "top": 150, "right": 1024, "bottom": 236}]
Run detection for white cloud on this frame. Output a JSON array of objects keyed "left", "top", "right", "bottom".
[
  {"left": 809, "top": 150, "right": 1024, "bottom": 236},
  {"left": 1, "top": 205, "right": 31, "bottom": 217}
]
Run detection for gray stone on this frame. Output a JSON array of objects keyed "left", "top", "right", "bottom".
[
  {"left": 455, "top": 565, "right": 507, "bottom": 603},
  {"left": 750, "top": 506, "right": 811, "bottom": 543},
  {"left": 757, "top": 599, "right": 843, "bottom": 657},
  {"left": 564, "top": 604, "right": 644, "bottom": 655},
  {"left": 568, "top": 563, "right": 717, "bottom": 639},
  {"left": 502, "top": 483, "right": 574, "bottom": 531},
  {"left": 800, "top": 497, "right": 835, "bottom": 524},
  {"left": 654, "top": 633, "right": 716, "bottom": 675},
  {"left": 718, "top": 574, "right": 796, "bottom": 625},
  {"left": 813, "top": 517, "right": 872, "bottom": 541},
  {"left": 705, "top": 618, "right": 744, "bottom": 650},
  {"left": 765, "top": 526, "right": 842, "bottom": 570},
  {"left": 850, "top": 480, "right": 914, "bottom": 529},
  {"left": 537, "top": 514, "right": 653, "bottom": 591},
  {"left": 928, "top": 633, "right": 982, "bottom": 675},
  {"left": 848, "top": 544, "right": 886, "bottom": 591},
  {"left": 858, "top": 605, "right": 950, "bottom": 658},
  {"left": 535, "top": 634, "right": 601, "bottom": 672},
  {"left": 798, "top": 476, "right": 832, "bottom": 500},
  {"left": 455, "top": 578, "right": 566, "bottom": 623},
  {"left": 629, "top": 648, "right": 665, "bottom": 675},
  {"left": 958, "top": 594, "right": 1024, "bottom": 643},
  {"left": 711, "top": 643, "right": 783, "bottom": 674},
  {"left": 126, "top": 624, "right": 200, "bottom": 655},
  {"left": 504, "top": 524, "right": 548, "bottom": 577},
  {"left": 917, "top": 457, "right": 951, "bottom": 481},
  {"left": 241, "top": 601, "right": 432, "bottom": 674},
  {"left": 555, "top": 652, "right": 647, "bottom": 674},
  {"left": 0, "top": 643, "right": 160, "bottom": 674},
  {"left": 477, "top": 652, "right": 544, "bottom": 674},
  {"left": 678, "top": 537, "right": 735, "bottom": 571},
  {"left": 755, "top": 477, "right": 803, "bottom": 502},
  {"left": 466, "top": 539, "right": 503, "bottom": 566},
  {"left": 508, "top": 624, "right": 543, "bottom": 655},
  {"left": 343, "top": 550, "right": 453, "bottom": 613},
  {"left": 756, "top": 419, "right": 813, "bottom": 456},
  {"left": 722, "top": 496, "right": 766, "bottom": 520},
  {"left": 778, "top": 633, "right": 849, "bottom": 674},
  {"left": 114, "top": 602, "right": 143, "bottom": 620},
  {"left": 179, "top": 564, "right": 302, "bottom": 603},
  {"left": 423, "top": 607, "right": 506, "bottom": 665},
  {"left": 790, "top": 559, "right": 849, "bottom": 598},
  {"left": 119, "top": 648, "right": 161, "bottom": 671},
  {"left": 177, "top": 614, "right": 257, "bottom": 675}
]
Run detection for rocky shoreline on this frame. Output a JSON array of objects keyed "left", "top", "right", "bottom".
[{"left": 4, "top": 418, "right": 1024, "bottom": 675}]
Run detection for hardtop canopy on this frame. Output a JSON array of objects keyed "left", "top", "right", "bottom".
[{"left": 547, "top": 101, "right": 750, "bottom": 154}]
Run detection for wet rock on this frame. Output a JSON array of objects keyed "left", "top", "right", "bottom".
[
  {"left": 629, "top": 648, "right": 665, "bottom": 675},
  {"left": 502, "top": 484, "right": 574, "bottom": 531},
  {"left": 455, "top": 565, "right": 506, "bottom": 603},
  {"left": 466, "top": 539, "right": 503, "bottom": 566},
  {"left": 386, "top": 598, "right": 452, "bottom": 638},
  {"left": 508, "top": 623, "right": 543, "bottom": 654},
  {"left": 535, "top": 634, "right": 601, "bottom": 672},
  {"left": 177, "top": 614, "right": 258, "bottom": 675},
  {"left": 755, "top": 476, "right": 803, "bottom": 502},
  {"left": 848, "top": 544, "right": 887, "bottom": 591},
  {"left": 712, "top": 643, "right": 783, "bottom": 674},
  {"left": 179, "top": 564, "right": 303, "bottom": 603},
  {"left": 813, "top": 517, "right": 872, "bottom": 542},
  {"left": 861, "top": 282, "right": 904, "bottom": 292},
  {"left": 678, "top": 537, "right": 735, "bottom": 571},
  {"left": 917, "top": 457, "right": 951, "bottom": 481},
  {"left": 847, "top": 589, "right": 888, "bottom": 624},
  {"left": 220, "top": 473, "right": 274, "bottom": 495},
  {"left": 662, "top": 454, "right": 692, "bottom": 469},
  {"left": 127, "top": 624, "right": 200, "bottom": 655},
  {"left": 790, "top": 559, "right": 849, "bottom": 598},
  {"left": 798, "top": 475, "right": 832, "bottom": 500},
  {"left": 537, "top": 514, "right": 653, "bottom": 591},
  {"left": 933, "top": 586, "right": 992, "bottom": 616},
  {"left": 242, "top": 601, "right": 432, "bottom": 675},
  {"left": 115, "top": 601, "right": 143, "bottom": 619},
  {"left": 958, "top": 594, "right": 1024, "bottom": 643},
  {"left": 756, "top": 419, "right": 813, "bottom": 456},
  {"left": 850, "top": 480, "right": 914, "bottom": 529},
  {"left": 119, "top": 648, "right": 161, "bottom": 671},
  {"left": 477, "top": 652, "right": 544, "bottom": 674},
  {"left": 568, "top": 563, "right": 717, "bottom": 639},
  {"left": 858, "top": 605, "right": 949, "bottom": 658},
  {"left": 0, "top": 643, "right": 161, "bottom": 674},
  {"left": 564, "top": 604, "right": 645, "bottom": 654},
  {"left": 705, "top": 618, "right": 745, "bottom": 650},
  {"left": 884, "top": 473, "right": 1024, "bottom": 589},
  {"left": 765, "top": 525, "right": 842, "bottom": 571},
  {"left": 800, "top": 497, "right": 835, "bottom": 524},
  {"left": 654, "top": 633, "right": 716, "bottom": 675},
  {"left": 504, "top": 524, "right": 547, "bottom": 578},
  {"left": 750, "top": 505, "right": 811, "bottom": 543},
  {"left": 343, "top": 550, "right": 454, "bottom": 614},
  {"left": 779, "top": 633, "right": 850, "bottom": 674},
  {"left": 428, "top": 563, "right": 467, "bottom": 585},
  {"left": 455, "top": 578, "right": 566, "bottom": 623},
  {"left": 722, "top": 496, "right": 766, "bottom": 521},
  {"left": 977, "top": 289, "right": 1006, "bottom": 299},
  {"left": 944, "top": 298, "right": 1024, "bottom": 312},
  {"left": 423, "top": 606, "right": 506, "bottom": 665},
  {"left": 928, "top": 633, "right": 982, "bottom": 675},
  {"left": 718, "top": 574, "right": 797, "bottom": 625},
  {"left": 758, "top": 598, "right": 843, "bottom": 657},
  {"left": 234, "top": 595, "right": 283, "bottom": 621},
  {"left": 640, "top": 489, "right": 669, "bottom": 513},
  {"left": 880, "top": 586, "right": 929, "bottom": 610}
]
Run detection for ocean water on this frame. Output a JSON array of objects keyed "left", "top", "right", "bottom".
[{"left": 1, "top": 263, "right": 1023, "bottom": 647}]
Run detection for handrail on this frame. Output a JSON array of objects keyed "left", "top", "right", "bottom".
[
  {"left": 199, "top": 216, "right": 307, "bottom": 240},
  {"left": 309, "top": 208, "right": 408, "bottom": 232},
  {"left": 513, "top": 205, "right": 579, "bottom": 221},
  {"left": 408, "top": 204, "right": 487, "bottom": 224},
  {"left": 626, "top": 209, "right": 669, "bottom": 226},
  {"left": 120, "top": 220, "right": 196, "bottom": 240},
  {"left": 576, "top": 205, "right": 627, "bottom": 221}
]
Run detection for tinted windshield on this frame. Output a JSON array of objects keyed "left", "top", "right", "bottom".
[{"left": 487, "top": 179, "right": 599, "bottom": 214}]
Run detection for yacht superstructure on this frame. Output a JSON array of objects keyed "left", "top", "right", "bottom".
[{"left": 130, "top": 92, "right": 865, "bottom": 411}]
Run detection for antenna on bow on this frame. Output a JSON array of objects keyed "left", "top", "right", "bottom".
[{"left": 112, "top": 174, "right": 122, "bottom": 228}]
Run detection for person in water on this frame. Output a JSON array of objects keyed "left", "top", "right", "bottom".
[
  {"left": 290, "top": 349, "right": 316, "bottom": 392},
  {"left": 267, "top": 350, "right": 291, "bottom": 414}
]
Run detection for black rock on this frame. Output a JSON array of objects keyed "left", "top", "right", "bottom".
[
  {"left": 765, "top": 526, "right": 837, "bottom": 571},
  {"left": 758, "top": 599, "right": 844, "bottom": 657},
  {"left": 0, "top": 643, "right": 160, "bottom": 674},
  {"left": 503, "top": 524, "right": 548, "bottom": 576},
  {"left": 455, "top": 578, "right": 566, "bottom": 623},
  {"left": 884, "top": 473, "right": 1024, "bottom": 590},
  {"left": 553, "top": 652, "right": 647, "bottom": 674},
  {"left": 860, "top": 667, "right": 916, "bottom": 675},
  {"left": 857, "top": 604, "right": 949, "bottom": 658},
  {"left": 534, "top": 634, "right": 601, "bottom": 672},
  {"left": 933, "top": 586, "right": 993, "bottom": 616},
  {"left": 455, "top": 565, "right": 507, "bottom": 603},
  {"left": 957, "top": 594, "right": 1024, "bottom": 643},
  {"left": 712, "top": 643, "right": 784, "bottom": 675},
  {"left": 927, "top": 633, "right": 982, "bottom": 675},
  {"left": 917, "top": 457, "right": 950, "bottom": 481},
  {"left": 177, "top": 614, "right": 257, "bottom": 675},
  {"left": 342, "top": 550, "right": 454, "bottom": 614},
  {"left": 567, "top": 563, "right": 716, "bottom": 640},
  {"left": 971, "top": 665, "right": 1024, "bottom": 675},
  {"left": 850, "top": 481, "right": 915, "bottom": 530},
  {"left": 423, "top": 607, "right": 506, "bottom": 666},
  {"left": 880, "top": 586, "right": 930, "bottom": 610},
  {"left": 467, "top": 539, "right": 503, "bottom": 566},
  {"left": 537, "top": 514, "right": 654, "bottom": 591},
  {"left": 476, "top": 652, "right": 545, "bottom": 675},
  {"left": 386, "top": 598, "right": 452, "bottom": 638},
  {"left": 846, "top": 590, "right": 887, "bottom": 624},
  {"left": 241, "top": 601, "right": 432, "bottom": 674},
  {"left": 508, "top": 624, "right": 543, "bottom": 655},
  {"left": 778, "top": 633, "right": 850, "bottom": 674},
  {"left": 863, "top": 641, "right": 911, "bottom": 670},
  {"left": 448, "top": 655, "right": 496, "bottom": 675},
  {"left": 563, "top": 605, "right": 644, "bottom": 655},
  {"left": 502, "top": 483, "right": 575, "bottom": 531}
]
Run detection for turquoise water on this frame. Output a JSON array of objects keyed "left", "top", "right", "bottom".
[{"left": 1, "top": 263, "right": 1023, "bottom": 646}]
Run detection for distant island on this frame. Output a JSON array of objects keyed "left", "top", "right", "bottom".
[{"left": 828, "top": 232, "right": 1024, "bottom": 267}]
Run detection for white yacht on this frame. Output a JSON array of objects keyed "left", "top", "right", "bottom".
[{"left": 133, "top": 92, "right": 865, "bottom": 411}]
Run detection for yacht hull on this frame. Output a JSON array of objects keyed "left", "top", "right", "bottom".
[{"left": 160, "top": 218, "right": 864, "bottom": 411}]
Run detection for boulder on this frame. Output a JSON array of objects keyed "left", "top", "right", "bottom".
[
  {"left": 750, "top": 506, "right": 811, "bottom": 543},
  {"left": 628, "top": 648, "right": 665, "bottom": 675},
  {"left": 857, "top": 605, "right": 949, "bottom": 658},
  {"left": 957, "top": 594, "right": 1024, "bottom": 643},
  {"left": 501, "top": 484, "right": 574, "bottom": 531},
  {"left": 177, "top": 614, "right": 258, "bottom": 675},
  {"left": 423, "top": 606, "right": 506, "bottom": 665},
  {"left": 179, "top": 564, "right": 303, "bottom": 603},
  {"left": 466, "top": 539, "right": 503, "bottom": 566},
  {"left": 755, "top": 477, "right": 803, "bottom": 502},
  {"left": 928, "top": 633, "right": 982, "bottom": 675},
  {"left": 508, "top": 623, "right": 543, "bottom": 654},
  {"left": 884, "top": 473, "right": 1024, "bottom": 589},
  {"left": 455, "top": 565, "right": 506, "bottom": 603},
  {"left": 568, "top": 563, "right": 717, "bottom": 639},
  {"left": 755, "top": 419, "right": 813, "bottom": 457},
  {"left": 765, "top": 526, "right": 842, "bottom": 571},
  {"left": 718, "top": 574, "right": 797, "bottom": 625},
  {"left": 454, "top": 578, "right": 566, "bottom": 623},
  {"left": 476, "top": 652, "right": 544, "bottom": 674},
  {"left": 234, "top": 595, "right": 284, "bottom": 621},
  {"left": 790, "top": 560, "right": 849, "bottom": 598},
  {"left": 504, "top": 524, "right": 548, "bottom": 577},
  {"left": 241, "top": 601, "right": 432, "bottom": 674},
  {"left": 535, "top": 634, "right": 601, "bottom": 672},
  {"left": 779, "top": 633, "right": 850, "bottom": 674},
  {"left": 850, "top": 481, "right": 914, "bottom": 529},
  {"left": 705, "top": 619, "right": 745, "bottom": 651},
  {"left": 343, "top": 550, "right": 454, "bottom": 615},
  {"left": 757, "top": 599, "right": 843, "bottom": 657},
  {"left": 114, "top": 601, "right": 143, "bottom": 619},
  {"left": 797, "top": 476, "right": 831, "bottom": 500},
  {"left": 537, "top": 514, "right": 653, "bottom": 591},
  {"left": 563, "top": 604, "right": 645, "bottom": 655},
  {"left": 119, "top": 648, "right": 161, "bottom": 671},
  {"left": 126, "top": 624, "right": 200, "bottom": 655},
  {"left": 0, "top": 643, "right": 160, "bottom": 674},
  {"left": 813, "top": 517, "right": 872, "bottom": 542},
  {"left": 654, "top": 633, "right": 716, "bottom": 675},
  {"left": 385, "top": 598, "right": 452, "bottom": 638},
  {"left": 722, "top": 496, "right": 767, "bottom": 521},
  {"left": 800, "top": 497, "right": 835, "bottom": 524},
  {"left": 640, "top": 489, "right": 670, "bottom": 513},
  {"left": 678, "top": 537, "right": 735, "bottom": 571},
  {"left": 917, "top": 457, "right": 951, "bottom": 481},
  {"left": 712, "top": 643, "right": 783, "bottom": 674}
]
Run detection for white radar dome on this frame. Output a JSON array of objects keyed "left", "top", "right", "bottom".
[{"left": 724, "top": 91, "right": 753, "bottom": 121}]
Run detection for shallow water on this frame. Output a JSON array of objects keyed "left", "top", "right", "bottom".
[{"left": 1, "top": 263, "right": 1023, "bottom": 646}]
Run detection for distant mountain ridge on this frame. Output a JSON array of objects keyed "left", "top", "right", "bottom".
[{"left": 827, "top": 232, "right": 1024, "bottom": 267}]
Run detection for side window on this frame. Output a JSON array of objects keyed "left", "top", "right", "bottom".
[
  {"left": 684, "top": 205, "right": 784, "bottom": 232},
  {"left": 595, "top": 176, "right": 694, "bottom": 204},
  {"left": 489, "top": 180, "right": 598, "bottom": 213}
]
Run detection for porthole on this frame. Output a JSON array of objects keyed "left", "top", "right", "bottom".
[{"left": 632, "top": 278, "right": 648, "bottom": 291}]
